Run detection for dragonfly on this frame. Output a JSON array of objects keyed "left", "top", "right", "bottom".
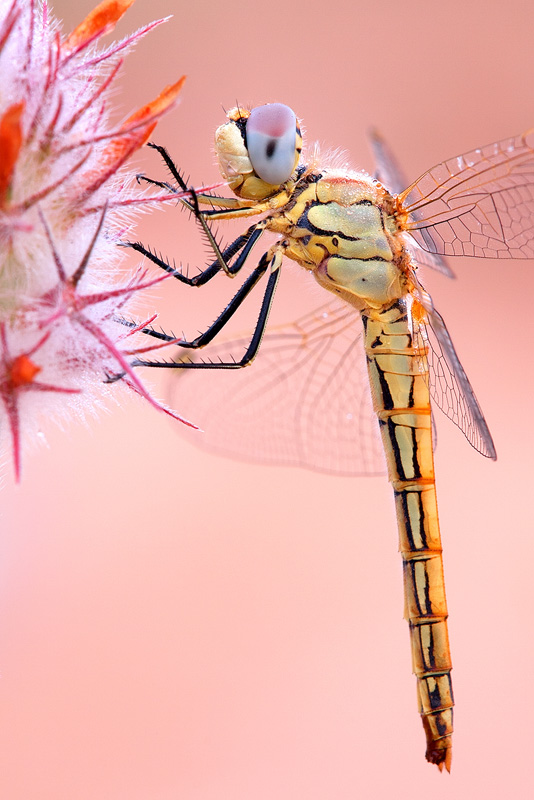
[{"left": 127, "top": 103, "right": 534, "bottom": 771}]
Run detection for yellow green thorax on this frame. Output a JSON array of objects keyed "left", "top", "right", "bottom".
[{"left": 266, "top": 171, "right": 408, "bottom": 310}]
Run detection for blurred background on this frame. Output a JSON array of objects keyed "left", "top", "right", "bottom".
[{"left": 1, "top": 1, "right": 533, "bottom": 798}]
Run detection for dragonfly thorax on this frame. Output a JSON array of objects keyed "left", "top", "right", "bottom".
[{"left": 267, "top": 169, "right": 408, "bottom": 310}]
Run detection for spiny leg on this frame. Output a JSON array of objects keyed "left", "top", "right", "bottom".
[
  {"left": 120, "top": 250, "right": 270, "bottom": 344},
  {"left": 142, "top": 143, "right": 259, "bottom": 213},
  {"left": 139, "top": 142, "right": 264, "bottom": 275},
  {"left": 124, "top": 222, "right": 265, "bottom": 287},
  {"left": 133, "top": 248, "right": 283, "bottom": 370},
  {"left": 124, "top": 144, "right": 283, "bottom": 370}
]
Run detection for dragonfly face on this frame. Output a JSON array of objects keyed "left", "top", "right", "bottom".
[{"left": 129, "top": 103, "right": 534, "bottom": 771}]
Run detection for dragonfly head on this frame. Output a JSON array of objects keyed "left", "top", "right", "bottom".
[{"left": 215, "top": 103, "right": 302, "bottom": 200}]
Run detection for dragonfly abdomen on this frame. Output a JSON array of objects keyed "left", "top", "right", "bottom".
[
  {"left": 363, "top": 301, "right": 453, "bottom": 771},
  {"left": 397, "top": 484, "right": 453, "bottom": 771}
]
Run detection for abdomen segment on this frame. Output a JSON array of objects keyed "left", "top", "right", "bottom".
[{"left": 363, "top": 300, "right": 453, "bottom": 772}]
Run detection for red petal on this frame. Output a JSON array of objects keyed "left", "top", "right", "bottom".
[
  {"left": 120, "top": 77, "right": 186, "bottom": 136},
  {"left": 77, "top": 125, "right": 155, "bottom": 199},
  {"left": 0, "top": 101, "right": 24, "bottom": 208},
  {"left": 63, "top": 0, "right": 136, "bottom": 55},
  {"left": 9, "top": 355, "right": 41, "bottom": 387},
  {"left": 78, "top": 77, "right": 185, "bottom": 197}
]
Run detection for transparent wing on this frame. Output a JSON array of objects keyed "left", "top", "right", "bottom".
[
  {"left": 402, "top": 129, "right": 534, "bottom": 258},
  {"left": 165, "top": 288, "right": 495, "bottom": 470},
  {"left": 411, "top": 286, "right": 497, "bottom": 459},
  {"left": 369, "top": 128, "right": 408, "bottom": 197},
  {"left": 167, "top": 298, "right": 386, "bottom": 476},
  {"left": 368, "top": 128, "right": 454, "bottom": 277}
]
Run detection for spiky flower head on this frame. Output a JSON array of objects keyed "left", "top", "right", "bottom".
[{"left": 0, "top": 0, "right": 196, "bottom": 482}]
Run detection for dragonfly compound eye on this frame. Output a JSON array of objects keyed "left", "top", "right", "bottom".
[{"left": 246, "top": 103, "right": 298, "bottom": 185}]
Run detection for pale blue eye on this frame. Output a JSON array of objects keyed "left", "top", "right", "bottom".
[{"left": 246, "top": 103, "right": 297, "bottom": 185}]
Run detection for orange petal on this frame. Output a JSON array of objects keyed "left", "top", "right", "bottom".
[
  {"left": 120, "top": 76, "right": 186, "bottom": 133},
  {"left": 63, "top": 0, "right": 136, "bottom": 54},
  {"left": 77, "top": 78, "right": 184, "bottom": 198},
  {"left": 80, "top": 125, "right": 157, "bottom": 197},
  {"left": 0, "top": 101, "right": 24, "bottom": 208},
  {"left": 10, "top": 355, "right": 41, "bottom": 387},
  {"left": 130, "top": 121, "right": 158, "bottom": 152}
]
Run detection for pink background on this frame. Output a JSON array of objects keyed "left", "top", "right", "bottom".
[{"left": 2, "top": 1, "right": 533, "bottom": 797}]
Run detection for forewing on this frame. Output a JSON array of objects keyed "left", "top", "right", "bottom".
[
  {"left": 167, "top": 298, "right": 386, "bottom": 476},
  {"left": 369, "top": 127, "right": 409, "bottom": 196},
  {"left": 411, "top": 289, "right": 496, "bottom": 459},
  {"left": 369, "top": 128, "right": 454, "bottom": 277},
  {"left": 402, "top": 130, "right": 534, "bottom": 259}
]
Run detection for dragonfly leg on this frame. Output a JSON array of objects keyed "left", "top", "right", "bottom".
[
  {"left": 132, "top": 247, "right": 283, "bottom": 369},
  {"left": 124, "top": 222, "right": 265, "bottom": 287},
  {"left": 143, "top": 142, "right": 274, "bottom": 215},
  {"left": 139, "top": 143, "right": 271, "bottom": 273},
  {"left": 144, "top": 143, "right": 231, "bottom": 272}
]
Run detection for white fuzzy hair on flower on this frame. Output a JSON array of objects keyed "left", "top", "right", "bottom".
[{"left": 0, "top": 0, "right": 199, "bottom": 481}]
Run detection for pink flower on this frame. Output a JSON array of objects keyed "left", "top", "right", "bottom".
[{"left": 0, "top": 0, "right": 196, "bottom": 481}]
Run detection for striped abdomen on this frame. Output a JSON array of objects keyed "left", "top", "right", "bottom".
[{"left": 363, "top": 299, "right": 453, "bottom": 772}]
